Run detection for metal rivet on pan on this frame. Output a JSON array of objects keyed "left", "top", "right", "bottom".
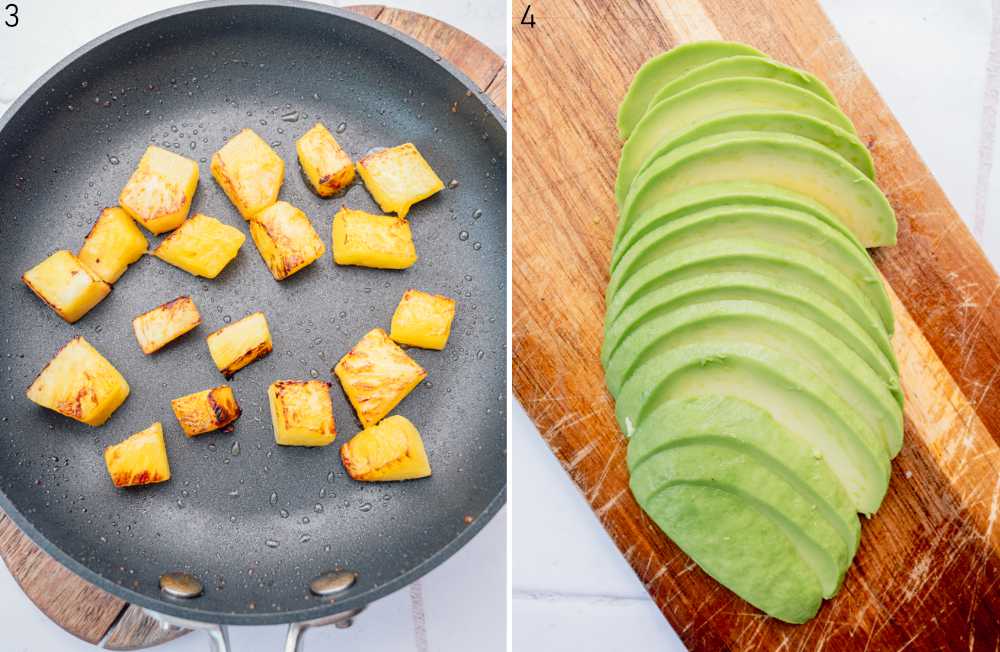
[
  {"left": 309, "top": 570, "right": 356, "bottom": 596},
  {"left": 159, "top": 572, "right": 204, "bottom": 598}
]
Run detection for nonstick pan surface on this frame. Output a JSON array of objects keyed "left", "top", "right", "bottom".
[{"left": 0, "top": 0, "right": 506, "bottom": 625}]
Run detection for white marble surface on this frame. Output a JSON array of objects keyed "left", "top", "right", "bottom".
[
  {"left": 0, "top": 1, "right": 506, "bottom": 651},
  {"left": 513, "top": 1, "right": 999, "bottom": 649}
]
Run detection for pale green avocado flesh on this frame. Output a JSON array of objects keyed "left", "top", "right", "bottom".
[
  {"left": 617, "top": 41, "right": 767, "bottom": 140},
  {"left": 621, "top": 131, "right": 897, "bottom": 248},
  {"left": 616, "top": 79, "right": 857, "bottom": 203}
]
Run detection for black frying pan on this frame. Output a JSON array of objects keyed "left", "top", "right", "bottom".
[{"left": 0, "top": 0, "right": 506, "bottom": 630}]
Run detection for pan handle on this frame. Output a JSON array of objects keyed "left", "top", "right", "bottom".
[
  {"left": 283, "top": 607, "right": 365, "bottom": 652},
  {"left": 139, "top": 608, "right": 231, "bottom": 652}
]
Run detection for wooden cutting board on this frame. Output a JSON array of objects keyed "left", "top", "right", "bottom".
[
  {"left": 512, "top": 0, "right": 1000, "bottom": 649},
  {"left": 0, "top": 6, "right": 504, "bottom": 648}
]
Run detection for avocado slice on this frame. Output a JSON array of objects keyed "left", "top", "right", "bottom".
[
  {"left": 606, "top": 205, "right": 892, "bottom": 331},
  {"left": 617, "top": 41, "right": 767, "bottom": 140},
  {"left": 630, "top": 442, "right": 847, "bottom": 597},
  {"left": 604, "top": 300, "right": 903, "bottom": 456},
  {"left": 634, "top": 483, "right": 823, "bottom": 623},
  {"left": 628, "top": 396, "right": 860, "bottom": 556},
  {"left": 605, "top": 239, "right": 892, "bottom": 358},
  {"left": 615, "top": 341, "right": 891, "bottom": 514},
  {"left": 621, "top": 132, "right": 897, "bottom": 248},
  {"left": 616, "top": 79, "right": 856, "bottom": 203},
  {"left": 600, "top": 272, "right": 901, "bottom": 406},
  {"left": 648, "top": 55, "right": 838, "bottom": 107},
  {"left": 632, "top": 110, "right": 875, "bottom": 183}
]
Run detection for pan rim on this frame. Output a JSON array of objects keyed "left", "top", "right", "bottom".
[{"left": 0, "top": 0, "right": 506, "bottom": 627}]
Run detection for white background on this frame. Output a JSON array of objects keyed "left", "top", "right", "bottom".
[
  {"left": 0, "top": 1, "right": 506, "bottom": 651},
  {"left": 513, "top": 1, "right": 1000, "bottom": 650}
]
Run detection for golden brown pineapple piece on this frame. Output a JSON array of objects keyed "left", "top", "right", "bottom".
[
  {"left": 267, "top": 380, "right": 336, "bottom": 446},
  {"left": 356, "top": 143, "right": 444, "bottom": 217},
  {"left": 27, "top": 337, "right": 129, "bottom": 426},
  {"left": 249, "top": 201, "right": 326, "bottom": 280},
  {"left": 331, "top": 207, "right": 417, "bottom": 269},
  {"left": 341, "top": 415, "right": 431, "bottom": 481},
  {"left": 22, "top": 250, "right": 111, "bottom": 323},
  {"left": 296, "top": 122, "right": 355, "bottom": 196},
  {"left": 152, "top": 213, "right": 245, "bottom": 279},
  {"left": 119, "top": 145, "right": 199, "bottom": 234},
  {"left": 77, "top": 207, "right": 148, "bottom": 283},
  {"left": 390, "top": 289, "right": 456, "bottom": 350},
  {"left": 211, "top": 128, "right": 284, "bottom": 219},
  {"left": 104, "top": 422, "right": 171, "bottom": 488},
  {"left": 206, "top": 312, "right": 272, "bottom": 378},
  {"left": 132, "top": 296, "right": 201, "bottom": 354},
  {"left": 171, "top": 385, "right": 241, "bottom": 437},
  {"left": 334, "top": 328, "right": 426, "bottom": 428}
]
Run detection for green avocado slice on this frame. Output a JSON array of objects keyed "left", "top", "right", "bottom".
[
  {"left": 628, "top": 395, "right": 861, "bottom": 557},
  {"left": 616, "top": 79, "right": 856, "bottom": 203},
  {"left": 617, "top": 41, "right": 767, "bottom": 140},
  {"left": 630, "top": 442, "right": 847, "bottom": 598},
  {"left": 615, "top": 342, "right": 891, "bottom": 514},
  {"left": 648, "top": 55, "right": 838, "bottom": 107},
  {"left": 611, "top": 181, "right": 866, "bottom": 266},
  {"left": 605, "top": 239, "right": 892, "bottom": 356},
  {"left": 621, "top": 132, "right": 897, "bottom": 248},
  {"left": 600, "top": 272, "right": 901, "bottom": 405},
  {"left": 632, "top": 110, "right": 875, "bottom": 183},
  {"left": 634, "top": 483, "right": 823, "bottom": 623},
  {"left": 605, "top": 205, "right": 892, "bottom": 331},
  {"left": 604, "top": 300, "right": 903, "bottom": 456}
]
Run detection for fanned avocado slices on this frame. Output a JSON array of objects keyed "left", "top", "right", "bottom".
[
  {"left": 616, "top": 79, "right": 857, "bottom": 204},
  {"left": 621, "top": 131, "right": 897, "bottom": 248},
  {"left": 617, "top": 41, "right": 767, "bottom": 140}
]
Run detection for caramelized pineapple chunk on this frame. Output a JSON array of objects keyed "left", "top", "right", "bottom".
[
  {"left": 331, "top": 207, "right": 417, "bottom": 269},
  {"left": 132, "top": 296, "right": 201, "bottom": 354},
  {"left": 390, "top": 289, "right": 456, "bottom": 350},
  {"left": 152, "top": 213, "right": 245, "bottom": 279},
  {"left": 104, "top": 422, "right": 171, "bottom": 488},
  {"left": 341, "top": 415, "right": 431, "bottom": 481},
  {"left": 27, "top": 337, "right": 129, "bottom": 426},
  {"left": 119, "top": 145, "right": 199, "bottom": 234},
  {"left": 22, "top": 250, "right": 111, "bottom": 323},
  {"left": 211, "top": 128, "right": 284, "bottom": 219},
  {"left": 249, "top": 201, "right": 326, "bottom": 280},
  {"left": 296, "top": 122, "right": 355, "bottom": 196},
  {"left": 171, "top": 385, "right": 241, "bottom": 437},
  {"left": 206, "top": 312, "right": 272, "bottom": 378},
  {"left": 356, "top": 143, "right": 444, "bottom": 217},
  {"left": 267, "top": 380, "right": 336, "bottom": 446},
  {"left": 334, "top": 328, "right": 426, "bottom": 428},
  {"left": 78, "top": 207, "right": 149, "bottom": 283}
]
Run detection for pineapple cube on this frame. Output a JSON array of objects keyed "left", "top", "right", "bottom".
[
  {"left": 334, "top": 328, "right": 426, "bottom": 428},
  {"left": 27, "top": 337, "right": 129, "bottom": 426},
  {"left": 249, "top": 201, "right": 326, "bottom": 280},
  {"left": 132, "top": 296, "right": 201, "bottom": 354},
  {"left": 356, "top": 143, "right": 444, "bottom": 217},
  {"left": 331, "top": 207, "right": 417, "bottom": 269},
  {"left": 78, "top": 207, "right": 149, "bottom": 283},
  {"left": 152, "top": 213, "right": 245, "bottom": 279},
  {"left": 206, "top": 312, "right": 272, "bottom": 378},
  {"left": 267, "top": 380, "right": 336, "bottom": 446},
  {"left": 119, "top": 145, "right": 199, "bottom": 234},
  {"left": 390, "top": 289, "right": 456, "bottom": 350},
  {"left": 22, "top": 250, "right": 111, "bottom": 323},
  {"left": 104, "top": 422, "right": 171, "bottom": 488},
  {"left": 211, "top": 128, "right": 284, "bottom": 219},
  {"left": 341, "top": 415, "right": 431, "bottom": 481},
  {"left": 171, "top": 385, "right": 241, "bottom": 437},
  {"left": 296, "top": 122, "right": 355, "bottom": 197}
]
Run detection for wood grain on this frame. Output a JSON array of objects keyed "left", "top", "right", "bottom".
[
  {"left": 0, "top": 6, "right": 505, "bottom": 648},
  {"left": 512, "top": 0, "right": 1000, "bottom": 649}
]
